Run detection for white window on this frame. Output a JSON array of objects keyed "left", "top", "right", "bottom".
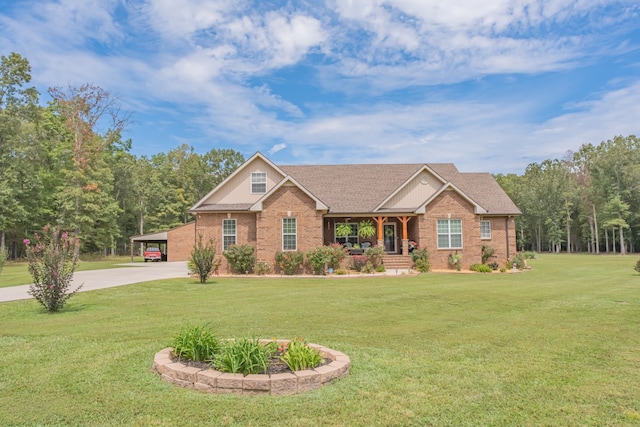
[
  {"left": 222, "top": 219, "right": 236, "bottom": 249},
  {"left": 480, "top": 220, "right": 491, "bottom": 239},
  {"left": 251, "top": 172, "right": 267, "bottom": 194},
  {"left": 282, "top": 217, "right": 297, "bottom": 251},
  {"left": 334, "top": 223, "right": 359, "bottom": 246},
  {"left": 437, "top": 219, "right": 463, "bottom": 249}
]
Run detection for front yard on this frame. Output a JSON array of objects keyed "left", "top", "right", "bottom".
[{"left": 0, "top": 254, "right": 638, "bottom": 426}]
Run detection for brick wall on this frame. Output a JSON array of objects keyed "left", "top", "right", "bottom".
[
  {"left": 418, "top": 190, "right": 517, "bottom": 269},
  {"left": 195, "top": 212, "right": 257, "bottom": 273},
  {"left": 167, "top": 222, "right": 195, "bottom": 262},
  {"left": 256, "top": 185, "right": 323, "bottom": 272}
]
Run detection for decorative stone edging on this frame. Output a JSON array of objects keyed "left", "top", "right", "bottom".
[{"left": 152, "top": 340, "right": 350, "bottom": 395}]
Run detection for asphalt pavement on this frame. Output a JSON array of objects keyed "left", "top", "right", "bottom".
[{"left": 0, "top": 261, "right": 189, "bottom": 303}]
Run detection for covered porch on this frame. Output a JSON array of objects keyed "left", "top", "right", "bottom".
[{"left": 322, "top": 215, "right": 419, "bottom": 255}]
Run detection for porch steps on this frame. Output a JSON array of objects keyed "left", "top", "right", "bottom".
[{"left": 382, "top": 255, "right": 413, "bottom": 270}]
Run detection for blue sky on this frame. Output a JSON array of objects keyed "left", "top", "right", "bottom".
[{"left": 1, "top": 0, "right": 639, "bottom": 173}]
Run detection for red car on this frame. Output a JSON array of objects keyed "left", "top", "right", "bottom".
[{"left": 144, "top": 247, "right": 163, "bottom": 262}]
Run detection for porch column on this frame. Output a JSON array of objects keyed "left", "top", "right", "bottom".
[
  {"left": 398, "top": 216, "right": 412, "bottom": 255},
  {"left": 372, "top": 216, "right": 387, "bottom": 247}
]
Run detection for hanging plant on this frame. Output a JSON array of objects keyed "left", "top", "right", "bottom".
[
  {"left": 335, "top": 223, "right": 353, "bottom": 238},
  {"left": 358, "top": 220, "right": 376, "bottom": 239}
]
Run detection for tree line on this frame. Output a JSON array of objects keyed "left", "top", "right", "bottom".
[
  {"left": 496, "top": 135, "right": 640, "bottom": 254},
  {"left": 0, "top": 53, "right": 244, "bottom": 258}
]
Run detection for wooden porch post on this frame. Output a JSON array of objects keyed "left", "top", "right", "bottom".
[
  {"left": 372, "top": 216, "right": 387, "bottom": 247},
  {"left": 398, "top": 216, "right": 412, "bottom": 255}
]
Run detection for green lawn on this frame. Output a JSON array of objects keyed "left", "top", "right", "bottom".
[
  {"left": 0, "top": 256, "right": 143, "bottom": 288},
  {"left": 1, "top": 254, "right": 639, "bottom": 426}
]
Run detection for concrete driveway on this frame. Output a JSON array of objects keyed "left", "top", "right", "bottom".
[{"left": 0, "top": 261, "right": 189, "bottom": 303}]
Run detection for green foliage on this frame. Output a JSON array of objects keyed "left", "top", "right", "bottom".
[
  {"left": 481, "top": 245, "right": 496, "bottom": 264},
  {"left": 171, "top": 324, "right": 220, "bottom": 363},
  {"left": 414, "top": 259, "right": 431, "bottom": 273},
  {"left": 223, "top": 244, "right": 255, "bottom": 274},
  {"left": 634, "top": 259, "right": 640, "bottom": 273},
  {"left": 448, "top": 253, "right": 462, "bottom": 271},
  {"left": 335, "top": 223, "right": 353, "bottom": 238},
  {"left": 306, "top": 246, "right": 330, "bottom": 275},
  {"left": 190, "top": 234, "right": 217, "bottom": 283},
  {"left": 375, "top": 264, "right": 386, "bottom": 273},
  {"left": 254, "top": 261, "right": 272, "bottom": 276},
  {"left": 510, "top": 253, "right": 527, "bottom": 270},
  {"left": 334, "top": 268, "right": 348, "bottom": 275},
  {"left": 325, "top": 243, "right": 348, "bottom": 269},
  {"left": 0, "top": 249, "right": 6, "bottom": 276},
  {"left": 25, "top": 225, "right": 82, "bottom": 312},
  {"left": 280, "top": 338, "right": 323, "bottom": 371},
  {"left": 364, "top": 245, "right": 384, "bottom": 268},
  {"left": 275, "top": 250, "right": 304, "bottom": 275},
  {"left": 361, "top": 261, "right": 375, "bottom": 273},
  {"left": 214, "top": 338, "right": 277, "bottom": 376},
  {"left": 411, "top": 247, "right": 431, "bottom": 272},
  {"left": 357, "top": 220, "right": 376, "bottom": 238},
  {"left": 488, "top": 262, "right": 499, "bottom": 271},
  {"left": 522, "top": 251, "right": 538, "bottom": 259},
  {"left": 470, "top": 263, "right": 493, "bottom": 273}
]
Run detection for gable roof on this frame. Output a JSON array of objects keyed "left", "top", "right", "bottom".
[{"left": 190, "top": 153, "right": 521, "bottom": 216}]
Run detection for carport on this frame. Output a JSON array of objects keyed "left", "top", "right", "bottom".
[{"left": 130, "top": 231, "right": 168, "bottom": 261}]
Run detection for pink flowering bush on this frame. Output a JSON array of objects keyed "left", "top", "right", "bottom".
[{"left": 25, "top": 225, "right": 82, "bottom": 312}]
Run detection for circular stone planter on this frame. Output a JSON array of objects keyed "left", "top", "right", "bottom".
[{"left": 152, "top": 340, "right": 350, "bottom": 395}]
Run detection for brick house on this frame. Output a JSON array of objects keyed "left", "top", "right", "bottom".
[{"left": 185, "top": 152, "right": 520, "bottom": 271}]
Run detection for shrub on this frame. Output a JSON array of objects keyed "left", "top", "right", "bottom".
[
  {"left": 215, "top": 338, "right": 277, "bottom": 376},
  {"left": 510, "top": 253, "right": 527, "bottom": 270},
  {"left": 25, "top": 225, "right": 82, "bottom": 312},
  {"left": 481, "top": 245, "right": 496, "bottom": 264},
  {"left": 190, "top": 234, "right": 218, "bottom": 283},
  {"left": 523, "top": 251, "right": 538, "bottom": 259},
  {"left": 364, "top": 246, "right": 385, "bottom": 268},
  {"left": 634, "top": 259, "right": 640, "bottom": 273},
  {"left": 223, "top": 244, "right": 255, "bottom": 274},
  {"left": 325, "top": 243, "right": 348, "bottom": 270},
  {"left": 350, "top": 254, "right": 368, "bottom": 272},
  {"left": 254, "top": 261, "right": 272, "bottom": 276},
  {"left": 411, "top": 248, "right": 431, "bottom": 272},
  {"left": 361, "top": 261, "right": 375, "bottom": 273},
  {"left": 375, "top": 264, "right": 386, "bottom": 273},
  {"left": 488, "top": 262, "right": 499, "bottom": 271},
  {"left": 334, "top": 268, "right": 348, "bottom": 275},
  {"left": 280, "top": 338, "right": 323, "bottom": 371},
  {"left": 0, "top": 249, "right": 6, "bottom": 276},
  {"left": 171, "top": 324, "right": 220, "bottom": 362},
  {"left": 275, "top": 250, "right": 304, "bottom": 275},
  {"left": 448, "top": 253, "right": 462, "bottom": 271},
  {"left": 306, "top": 247, "right": 329, "bottom": 275},
  {"left": 414, "top": 259, "right": 431, "bottom": 273},
  {"left": 470, "top": 263, "right": 492, "bottom": 273}
]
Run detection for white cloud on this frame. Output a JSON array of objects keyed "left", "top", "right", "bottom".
[{"left": 268, "top": 143, "right": 287, "bottom": 155}]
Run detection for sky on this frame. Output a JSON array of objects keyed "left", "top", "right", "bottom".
[{"left": 1, "top": 0, "right": 639, "bottom": 174}]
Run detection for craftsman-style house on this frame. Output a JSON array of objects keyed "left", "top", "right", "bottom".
[{"left": 180, "top": 152, "right": 520, "bottom": 271}]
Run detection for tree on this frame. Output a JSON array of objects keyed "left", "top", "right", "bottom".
[{"left": 0, "top": 53, "right": 40, "bottom": 253}]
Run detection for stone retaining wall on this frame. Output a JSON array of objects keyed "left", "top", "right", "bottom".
[{"left": 152, "top": 341, "right": 350, "bottom": 395}]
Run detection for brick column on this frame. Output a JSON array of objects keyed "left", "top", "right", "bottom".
[{"left": 402, "top": 239, "right": 409, "bottom": 255}]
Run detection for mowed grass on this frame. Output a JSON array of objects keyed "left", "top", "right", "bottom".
[
  {"left": 0, "top": 254, "right": 639, "bottom": 426},
  {"left": 0, "top": 256, "right": 144, "bottom": 288}
]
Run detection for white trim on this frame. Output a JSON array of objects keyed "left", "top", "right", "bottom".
[
  {"left": 250, "top": 176, "right": 328, "bottom": 212},
  {"left": 437, "top": 218, "right": 463, "bottom": 249},
  {"left": 222, "top": 218, "right": 237, "bottom": 249},
  {"left": 415, "top": 182, "right": 487, "bottom": 214},
  {"left": 374, "top": 164, "right": 447, "bottom": 212},
  {"left": 282, "top": 217, "right": 297, "bottom": 251},
  {"left": 190, "top": 152, "right": 287, "bottom": 211},
  {"left": 480, "top": 220, "right": 491, "bottom": 239}
]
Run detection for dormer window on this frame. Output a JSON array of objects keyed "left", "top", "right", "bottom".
[{"left": 251, "top": 172, "right": 267, "bottom": 194}]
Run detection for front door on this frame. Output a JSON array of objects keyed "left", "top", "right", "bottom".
[{"left": 383, "top": 223, "right": 397, "bottom": 253}]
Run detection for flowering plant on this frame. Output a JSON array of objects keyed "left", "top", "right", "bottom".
[
  {"left": 408, "top": 240, "right": 418, "bottom": 252},
  {"left": 25, "top": 225, "right": 82, "bottom": 312}
]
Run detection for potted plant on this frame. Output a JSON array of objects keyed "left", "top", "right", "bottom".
[
  {"left": 358, "top": 220, "right": 376, "bottom": 240},
  {"left": 335, "top": 223, "right": 353, "bottom": 239}
]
